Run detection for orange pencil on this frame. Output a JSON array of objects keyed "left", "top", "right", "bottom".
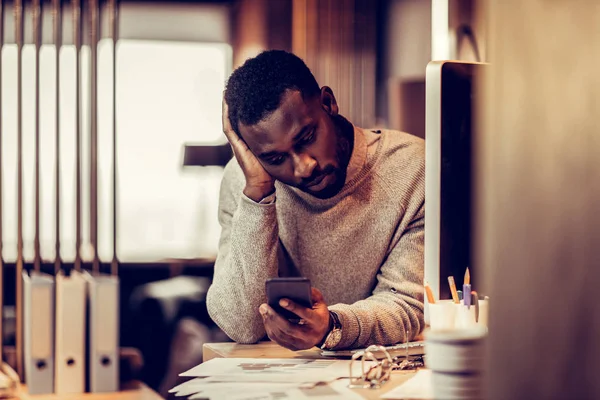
[
  {"left": 464, "top": 267, "right": 471, "bottom": 285},
  {"left": 448, "top": 276, "right": 460, "bottom": 304},
  {"left": 424, "top": 282, "right": 436, "bottom": 304}
]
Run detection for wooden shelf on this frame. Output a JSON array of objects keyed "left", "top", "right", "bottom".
[{"left": 17, "top": 382, "right": 162, "bottom": 400}]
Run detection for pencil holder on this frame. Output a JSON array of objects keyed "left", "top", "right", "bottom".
[
  {"left": 455, "top": 302, "right": 478, "bottom": 329},
  {"left": 428, "top": 300, "right": 457, "bottom": 330},
  {"left": 456, "top": 297, "right": 489, "bottom": 329}
]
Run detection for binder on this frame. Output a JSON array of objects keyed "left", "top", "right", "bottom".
[
  {"left": 23, "top": 271, "right": 55, "bottom": 394},
  {"left": 55, "top": 270, "right": 86, "bottom": 393},
  {"left": 84, "top": 271, "right": 119, "bottom": 392}
]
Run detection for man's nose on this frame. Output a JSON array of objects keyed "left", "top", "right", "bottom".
[{"left": 292, "top": 152, "right": 317, "bottom": 180}]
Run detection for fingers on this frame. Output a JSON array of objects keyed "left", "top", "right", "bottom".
[
  {"left": 260, "top": 304, "right": 301, "bottom": 335},
  {"left": 221, "top": 100, "right": 235, "bottom": 139},
  {"left": 259, "top": 301, "right": 331, "bottom": 351},
  {"left": 276, "top": 288, "right": 326, "bottom": 321},
  {"left": 222, "top": 99, "right": 261, "bottom": 172},
  {"left": 260, "top": 304, "right": 306, "bottom": 351},
  {"left": 265, "top": 326, "right": 300, "bottom": 351},
  {"left": 221, "top": 99, "right": 275, "bottom": 200},
  {"left": 278, "top": 298, "right": 312, "bottom": 320},
  {"left": 221, "top": 99, "right": 245, "bottom": 151},
  {"left": 263, "top": 317, "right": 299, "bottom": 350}
]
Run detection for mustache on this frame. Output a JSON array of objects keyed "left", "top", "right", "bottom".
[{"left": 301, "top": 165, "right": 336, "bottom": 187}]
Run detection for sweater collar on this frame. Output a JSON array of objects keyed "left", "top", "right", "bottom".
[{"left": 344, "top": 124, "right": 368, "bottom": 185}]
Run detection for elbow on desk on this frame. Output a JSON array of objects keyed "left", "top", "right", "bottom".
[
  {"left": 206, "top": 289, "right": 265, "bottom": 344},
  {"left": 228, "top": 330, "right": 264, "bottom": 344},
  {"left": 210, "top": 314, "right": 264, "bottom": 344}
]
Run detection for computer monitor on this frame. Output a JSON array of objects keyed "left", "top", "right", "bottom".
[{"left": 424, "top": 61, "right": 486, "bottom": 316}]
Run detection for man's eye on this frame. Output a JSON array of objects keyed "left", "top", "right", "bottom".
[
  {"left": 266, "top": 155, "right": 286, "bottom": 166},
  {"left": 301, "top": 130, "right": 316, "bottom": 145}
]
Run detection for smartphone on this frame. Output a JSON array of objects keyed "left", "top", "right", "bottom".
[{"left": 265, "top": 277, "right": 313, "bottom": 322}]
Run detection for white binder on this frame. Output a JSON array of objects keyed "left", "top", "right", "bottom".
[
  {"left": 54, "top": 270, "right": 87, "bottom": 393},
  {"left": 23, "top": 271, "right": 55, "bottom": 394},
  {"left": 84, "top": 271, "right": 119, "bottom": 392}
]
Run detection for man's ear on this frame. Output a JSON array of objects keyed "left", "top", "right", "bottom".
[{"left": 320, "top": 86, "right": 339, "bottom": 116}]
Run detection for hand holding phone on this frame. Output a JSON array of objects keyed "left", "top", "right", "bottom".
[
  {"left": 265, "top": 277, "right": 313, "bottom": 321},
  {"left": 260, "top": 281, "right": 331, "bottom": 351}
]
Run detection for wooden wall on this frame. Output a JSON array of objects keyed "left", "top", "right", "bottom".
[
  {"left": 231, "top": 0, "right": 292, "bottom": 68},
  {"left": 476, "top": 1, "right": 600, "bottom": 399},
  {"left": 230, "top": 0, "right": 377, "bottom": 128},
  {"left": 292, "top": 0, "right": 377, "bottom": 128}
]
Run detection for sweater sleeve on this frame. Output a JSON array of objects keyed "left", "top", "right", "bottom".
[
  {"left": 206, "top": 161, "right": 280, "bottom": 343},
  {"left": 328, "top": 200, "right": 425, "bottom": 349}
]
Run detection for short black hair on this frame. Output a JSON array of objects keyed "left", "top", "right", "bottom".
[{"left": 224, "top": 50, "right": 320, "bottom": 137}]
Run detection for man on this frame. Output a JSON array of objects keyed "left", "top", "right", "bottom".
[{"left": 206, "top": 50, "right": 425, "bottom": 351}]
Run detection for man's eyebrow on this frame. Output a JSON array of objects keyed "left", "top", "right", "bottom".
[
  {"left": 258, "top": 124, "right": 314, "bottom": 159},
  {"left": 292, "top": 124, "right": 313, "bottom": 142},
  {"left": 258, "top": 150, "right": 283, "bottom": 159}
]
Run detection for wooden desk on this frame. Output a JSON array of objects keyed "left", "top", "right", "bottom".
[
  {"left": 17, "top": 382, "right": 163, "bottom": 400},
  {"left": 203, "top": 341, "right": 418, "bottom": 400}
]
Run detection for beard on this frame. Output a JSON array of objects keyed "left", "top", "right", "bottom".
[{"left": 304, "top": 115, "right": 354, "bottom": 199}]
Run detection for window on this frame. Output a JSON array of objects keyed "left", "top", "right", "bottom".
[{"left": 1, "top": 39, "right": 231, "bottom": 263}]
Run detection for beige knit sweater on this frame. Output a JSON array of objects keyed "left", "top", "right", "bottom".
[{"left": 206, "top": 126, "right": 425, "bottom": 349}]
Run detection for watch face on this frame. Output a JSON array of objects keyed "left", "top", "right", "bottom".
[{"left": 324, "top": 329, "right": 343, "bottom": 349}]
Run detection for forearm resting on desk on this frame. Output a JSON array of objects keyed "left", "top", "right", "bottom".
[
  {"left": 329, "top": 290, "right": 424, "bottom": 349},
  {"left": 207, "top": 193, "right": 280, "bottom": 344},
  {"left": 329, "top": 215, "right": 425, "bottom": 349}
]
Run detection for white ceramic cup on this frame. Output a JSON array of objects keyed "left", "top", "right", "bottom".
[
  {"left": 455, "top": 302, "right": 478, "bottom": 329},
  {"left": 428, "top": 300, "right": 457, "bottom": 330},
  {"left": 477, "top": 299, "right": 489, "bottom": 327},
  {"left": 455, "top": 298, "right": 489, "bottom": 329}
]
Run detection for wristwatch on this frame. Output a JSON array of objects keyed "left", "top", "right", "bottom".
[{"left": 320, "top": 311, "right": 343, "bottom": 350}]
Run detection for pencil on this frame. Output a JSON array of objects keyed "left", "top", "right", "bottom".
[
  {"left": 424, "top": 282, "right": 436, "bottom": 304},
  {"left": 448, "top": 276, "right": 460, "bottom": 304},
  {"left": 464, "top": 267, "right": 471, "bottom": 285}
]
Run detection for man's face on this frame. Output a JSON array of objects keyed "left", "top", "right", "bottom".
[{"left": 238, "top": 88, "right": 349, "bottom": 199}]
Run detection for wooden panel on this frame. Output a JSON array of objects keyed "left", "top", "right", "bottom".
[
  {"left": 266, "top": 0, "right": 292, "bottom": 51},
  {"left": 232, "top": 0, "right": 292, "bottom": 68},
  {"left": 231, "top": 0, "right": 269, "bottom": 68},
  {"left": 476, "top": 1, "right": 600, "bottom": 399},
  {"left": 292, "top": 0, "right": 377, "bottom": 127},
  {"left": 388, "top": 78, "right": 426, "bottom": 139}
]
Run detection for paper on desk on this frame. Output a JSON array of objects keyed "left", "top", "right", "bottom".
[
  {"left": 380, "top": 369, "right": 433, "bottom": 399},
  {"left": 194, "top": 374, "right": 336, "bottom": 383},
  {"left": 283, "top": 379, "right": 364, "bottom": 400},
  {"left": 169, "top": 378, "right": 205, "bottom": 393},
  {"left": 180, "top": 358, "right": 374, "bottom": 383},
  {"left": 176, "top": 381, "right": 298, "bottom": 398},
  {"left": 184, "top": 379, "right": 363, "bottom": 400},
  {"left": 174, "top": 381, "right": 283, "bottom": 397}
]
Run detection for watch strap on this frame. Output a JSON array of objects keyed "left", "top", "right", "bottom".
[{"left": 320, "top": 311, "right": 342, "bottom": 350}]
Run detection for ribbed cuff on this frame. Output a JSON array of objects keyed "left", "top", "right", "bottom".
[
  {"left": 328, "top": 304, "right": 361, "bottom": 350},
  {"left": 241, "top": 192, "right": 276, "bottom": 205},
  {"left": 241, "top": 191, "right": 277, "bottom": 207}
]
